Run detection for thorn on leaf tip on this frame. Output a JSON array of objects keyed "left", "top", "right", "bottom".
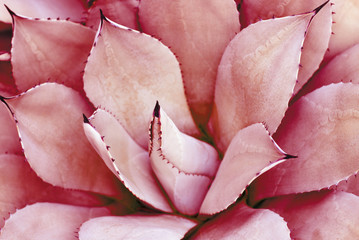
[
  {"left": 154, "top": 101, "right": 160, "bottom": 118},
  {"left": 83, "top": 114, "right": 90, "bottom": 124},
  {"left": 314, "top": 0, "right": 329, "bottom": 14}
]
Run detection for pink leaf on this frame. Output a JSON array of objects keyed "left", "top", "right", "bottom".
[
  {"left": 300, "top": 43, "right": 359, "bottom": 96},
  {"left": 83, "top": 14, "right": 198, "bottom": 149},
  {"left": 4, "top": 83, "right": 122, "bottom": 196},
  {"left": 200, "top": 123, "right": 291, "bottom": 215},
  {"left": 11, "top": 13, "right": 96, "bottom": 93},
  {"left": 241, "top": 0, "right": 332, "bottom": 95},
  {"left": 262, "top": 191, "right": 359, "bottom": 239},
  {"left": 0, "top": 59, "right": 18, "bottom": 97},
  {"left": 0, "top": 154, "right": 107, "bottom": 228},
  {"left": 86, "top": 0, "right": 140, "bottom": 30},
  {"left": 149, "top": 103, "right": 219, "bottom": 215},
  {"left": 79, "top": 214, "right": 196, "bottom": 240},
  {"left": 190, "top": 202, "right": 290, "bottom": 239},
  {"left": 0, "top": 102, "right": 22, "bottom": 155},
  {"left": 249, "top": 83, "right": 359, "bottom": 203},
  {"left": 0, "top": 202, "right": 109, "bottom": 240},
  {"left": 209, "top": 11, "right": 314, "bottom": 152},
  {"left": 0, "top": 0, "right": 86, "bottom": 24},
  {"left": 139, "top": 0, "right": 240, "bottom": 125},
  {"left": 83, "top": 108, "right": 172, "bottom": 212}
]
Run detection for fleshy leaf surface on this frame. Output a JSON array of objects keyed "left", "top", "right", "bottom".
[
  {"left": 149, "top": 103, "right": 219, "bottom": 215},
  {"left": 11, "top": 14, "right": 96, "bottom": 93},
  {"left": 300, "top": 43, "right": 359, "bottom": 95},
  {"left": 241, "top": 0, "right": 332, "bottom": 94},
  {"left": 262, "top": 191, "right": 359, "bottom": 239},
  {"left": 210, "top": 12, "right": 313, "bottom": 152},
  {"left": 190, "top": 203, "right": 290, "bottom": 240},
  {"left": 83, "top": 14, "right": 198, "bottom": 149},
  {"left": 87, "top": 0, "right": 140, "bottom": 30},
  {"left": 249, "top": 83, "right": 359, "bottom": 203},
  {"left": 200, "top": 123, "right": 289, "bottom": 215},
  {"left": 79, "top": 214, "right": 196, "bottom": 240},
  {"left": 0, "top": 154, "right": 108, "bottom": 228},
  {"left": 83, "top": 108, "right": 172, "bottom": 212},
  {"left": 4, "top": 83, "right": 121, "bottom": 196},
  {"left": 139, "top": 0, "right": 240, "bottom": 125},
  {"left": 0, "top": 103, "right": 22, "bottom": 155},
  {"left": 0, "top": 0, "right": 86, "bottom": 24},
  {"left": 0, "top": 203, "right": 109, "bottom": 240}
]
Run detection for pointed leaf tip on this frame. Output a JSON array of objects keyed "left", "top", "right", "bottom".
[
  {"left": 283, "top": 154, "right": 298, "bottom": 160},
  {"left": 314, "top": 0, "right": 330, "bottom": 14},
  {"left": 154, "top": 101, "right": 160, "bottom": 118},
  {"left": 4, "top": 5, "right": 15, "bottom": 17},
  {"left": 83, "top": 114, "right": 90, "bottom": 124}
]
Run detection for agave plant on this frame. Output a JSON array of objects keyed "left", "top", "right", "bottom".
[{"left": 0, "top": 0, "right": 359, "bottom": 239}]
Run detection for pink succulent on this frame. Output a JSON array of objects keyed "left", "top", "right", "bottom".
[{"left": 0, "top": 0, "right": 359, "bottom": 239}]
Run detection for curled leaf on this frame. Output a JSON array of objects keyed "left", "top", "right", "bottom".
[
  {"left": 83, "top": 108, "right": 171, "bottom": 212},
  {"left": 149, "top": 103, "right": 219, "bottom": 215}
]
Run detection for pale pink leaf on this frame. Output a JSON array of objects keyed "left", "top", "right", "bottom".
[
  {"left": 83, "top": 108, "right": 172, "bottom": 212},
  {"left": 331, "top": 173, "right": 359, "bottom": 197},
  {"left": 249, "top": 83, "right": 359, "bottom": 203},
  {"left": 4, "top": 83, "right": 122, "bottom": 196},
  {"left": 139, "top": 0, "right": 240, "bottom": 125},
  {"left": 301, "top": 43, "right": 359, "bottom": 95},
  {"left": 79, "top": 214, "right": 196, "bottom": 240},
  {"left": 83, "top": 14, "right": 198, "bottom": 149},
  {"left": 191, "top": 202, "right": 290, "bottom": 240},
  {"left": 210, "top": 12, "right": 313, "bottom": 152},
  {"left": 0, "top": 0, "right": 86, "bottom": 24},
  {"left": 0, "top": 203, "right": 109, "bottom": 240},
  {"left": 149, "top": 103, "right": 219, "bottom": 215},
  {"left": 200, "top": 123, "right": 290, "bottom": 215},
  {"left": 11, "top": 14, "right": 96, "bottom": 92},
  {"left": 241, "top": 0, "right": 332, "bottom": 94},
  {"left": 262, "top": 191, "right": 359, "bottom": 239},
  {"left": 87, "top": 0, "right": 140, "bottom": 30}
]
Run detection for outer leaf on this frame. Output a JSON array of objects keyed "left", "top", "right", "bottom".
[
  {"left": 83, "top": 14, "right": 198, "bottom": 149},
  {"left": 262, "top": 191, "right": 359, "bottom": 239},
  {"left": 83, "top": 108, "right": 172, "bottom": 212},
  {"left": 190, "top": 202, "right": 290, "bottom": 240},
  {"left": 149, "top": 103, "right": 219, "bottom": 215},
  {"left": 249, "top": 83, "right": 359, "bottom": 203},
  {"left": 300, "top": 43, "right": 359, "bottom": 96},
  {"left": 11, "top": 14, "right": 96, "bottom": 93},
  {"left": 139, "top": 0, "right": 240, "bottom": 125},
  {"left": 0, "top": 203, "right": 109, "bottom": 240},
  {"left": 0, "top": 103, "right": 22, "bottom": 155},
  {"left": 210, "top": 12, "right": 313, "bottom": 152},
  {"left": 79, "top": 214, "right": 196, "bottom": 240},
  {"left": 0, "top": 154, "right": 107, "bottom": 228},
  {"left": 4, "top": 83, "right": 121, "bottom": 196},
  {"left": 331, "top": 173, "right": 359, "bottom": 197},
  {"left": 200, "top": 123, "right": 290, "bottom": 215},
  {"left": 0, "top": 0, "right": 86, "bottom": 25},
  {"left": 86, "top": 0, "right": 140, "bottom": 30},
  {"left": 241, "top": 0, "right": 332, "bottom": 94}
]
